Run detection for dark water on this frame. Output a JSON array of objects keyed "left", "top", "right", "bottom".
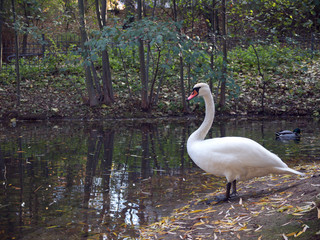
[{"left": 0, "top": 118, "right": 319, "bottom": 239}]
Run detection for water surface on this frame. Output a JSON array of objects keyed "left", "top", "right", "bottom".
[{"left": 0, "top": 118, "right": 319, "bottom": 239}]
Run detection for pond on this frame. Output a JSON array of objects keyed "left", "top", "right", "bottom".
[{"left": 0, "top": 117, "right": 319, "bottom": 239}]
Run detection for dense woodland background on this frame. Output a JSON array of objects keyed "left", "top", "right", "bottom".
[{"left": 0, "top": 0, "right": 320, "bottom": 120}]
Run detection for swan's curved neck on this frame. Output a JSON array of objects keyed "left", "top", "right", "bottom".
[{"left": 189, "top": 93, "right": 215, "bottom": 142}]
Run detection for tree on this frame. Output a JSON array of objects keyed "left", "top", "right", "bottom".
[
  {"left": 172, "top": 0, "right": 188, "bottom": 113},
  {"left": 94, "top": 0, "right": 114, "bottom": 104},
  {"left": 21, "top": 1, "right": 31, "bottom": 54},
  {"left": 77, "top": 0, "right": 115, "bottom": 106},
  {"left": 0, "top": 0, "right": 4, "bottom": 70},
  {"left": 137, "top": 0, "right": 149, "bottom": 111},
  {"left": 219, "top": 0, "right": 227, "bottom": 109},
  {"left": 78, "top": 0, "right": 99, "bottom": 106},
  {"left": 11, "top": 0, "right": 21, "bottom": 105}
]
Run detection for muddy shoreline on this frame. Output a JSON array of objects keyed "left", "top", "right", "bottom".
[{"left": 140, "top": 164, "right": 320, "bottom": 239}]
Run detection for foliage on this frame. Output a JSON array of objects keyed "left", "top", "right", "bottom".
[
  {"left": 229, "top": 43, "right": 316, "bottom": 76},
  {"left": 2, "top": 0, "right": 320, "bottom": 116},
  {"left": 0, "top": 40, "right": 83, "bottom": 87},
  {"left": 229, "top": 0, "right": 320, "bottom": 36},
  {"left": 85, "top": 17, "right": 217, "bottom": 101}
]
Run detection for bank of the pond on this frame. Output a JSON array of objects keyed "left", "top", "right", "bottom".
[
  {"left": 140, "top": 164, "right": 320, "bottom": 240},
  {"left": 1, "top": 85, "right": 319, "bottom": 122},
  {"left": 1, "top": 61, "right": 320, "bottom": 121}
]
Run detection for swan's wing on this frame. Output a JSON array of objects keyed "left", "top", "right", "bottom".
[{"left": 201, "top": 136, "right": 288, "bottom": 169}]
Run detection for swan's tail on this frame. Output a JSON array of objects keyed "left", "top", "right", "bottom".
[{"left": 275, "top": 167, "right": 305, "bottom": 176}]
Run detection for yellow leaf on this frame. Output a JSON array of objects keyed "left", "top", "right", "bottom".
[
  {"left": 286, "top": 232, "right": 297, "bottom": 237},
  {"left": 193, "top": 222, "right": 205, "bottom": 227},
  {"left": 101, "top": 104, "right": 107, "bottom": 108},
  {"left": 205, "top": 209, "right": 217, "bottom": 213},
  {"left": 189, "top": 209, "right": 205, "bottom": 214},
  {"left": 239, "top": 226, "right": 247, "bottom": 231},
  {"left": 295, "top": 230, "right": 304, "bottom": 237},
  {"left": 47, "top": 225, "right": 59, "bottom": 229},
  {"left": 277, "top": 205, "right": 293, "bottom": 212}
]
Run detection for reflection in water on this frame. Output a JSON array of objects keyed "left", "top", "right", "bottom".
[{"left": 0, "top": 118, "right": 319, "bottom": 239}]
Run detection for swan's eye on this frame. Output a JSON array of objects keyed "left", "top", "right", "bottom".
[
  {"left": 187, "top": 87, "right": 201, "bottom": 101},
  {"left": 194, "top": 87, "right": 201, "bottom": 94}
]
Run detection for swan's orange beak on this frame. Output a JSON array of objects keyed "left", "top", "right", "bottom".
[{"left": 187, "top": 89, "right": 198, "bottom": 101}]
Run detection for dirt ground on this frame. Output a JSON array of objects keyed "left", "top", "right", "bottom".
[{"left": 139, "top": 164, "right": 320, "bottom": 240}]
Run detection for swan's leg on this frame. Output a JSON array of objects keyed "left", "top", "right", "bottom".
[
  {"left": 225, "top": 182, "right": 232, "bottom": 199},
  {"left": 206, "top": 181, "right": 238, "bottom": 204},
  {"left": 223, "top": 180, "right": 237, "bottom": 200},
  {"left": 206, "top": 182, "right": 231, "bottom": 204},
  {"left": 231, "top": 180, "right": 237, "bottom": 197}
]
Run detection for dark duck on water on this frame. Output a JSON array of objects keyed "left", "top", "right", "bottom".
[{"left": 276, "top": 128, "right": 301, "bottom": 141}]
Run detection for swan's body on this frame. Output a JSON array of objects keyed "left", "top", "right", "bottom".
[{"left": 187, "top": 83, "right": 304, "bottom": 201}]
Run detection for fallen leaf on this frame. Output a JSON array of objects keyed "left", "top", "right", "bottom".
[
  {"left": 189, "top": 209, "right": 206, "bottom": 214},
  {"left": 193, "top": 222, "right": 205, "bottom": 227},
  {"left": 46, "top": 225, "right": 59, "bottom": 229},
  {"left": 277, "top": 205, "right": 293, "bottom": 212},
  {"left": 286, "top": 232, "right": 296, "bottom": 237}
]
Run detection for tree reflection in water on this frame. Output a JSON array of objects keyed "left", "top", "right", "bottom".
[
  {"left": 0, "top": 121, "right": 194, "bottom": 239},
  {"left": 0, "top": 118, "right": 319, "bottom": 239}
]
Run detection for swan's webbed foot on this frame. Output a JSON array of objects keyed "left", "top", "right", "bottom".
[
  {"left": 230, "top": 180, "right": 238, "bottom": 198},
  {"left": 206, "top": 180, "right": 238, "bottom": 205},
  {"left": 206, "top": 194, "right": 229, "bottom": 205},
  {"left": 230, "top": 192, "right": 238, "bottom": 198}
]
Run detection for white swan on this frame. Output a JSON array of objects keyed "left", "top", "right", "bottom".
[{"left": 187, "top": 83, "right": 304, "bottom": 202}]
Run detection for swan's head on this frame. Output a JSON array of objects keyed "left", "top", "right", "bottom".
[{"left": 187, "top": 83, "right": 210, "bottom": 101}]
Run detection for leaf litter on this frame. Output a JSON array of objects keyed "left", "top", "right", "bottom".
[{"left": 140, "top": 164, "right": 320, "bottom": 239}]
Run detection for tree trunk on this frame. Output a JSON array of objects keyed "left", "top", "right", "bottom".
[
  {"left": 11, "top": 0, "right": 20, "bottom": 105},
  {"left": 96, "top": 0, "right": 114, "bottom": 104},
  {"left": 22, "top": 1, "right": 30, "bottom": 54},
  {"left": 100, "top": 0, "right": 106, "bottom": 24},
  {"left": 219, "top": 0, "right": 227, "bottom": 109},
  {"left": 0, "top": 0, "right": 4, "bottom": 70},
  {"left": 95, "top": 0, "right": 103, "bottom": 29},
  {"left": 209, "top": 0, "right": 217, "bottom": 92},
  {"left": 173, "top": 0, "right": 188, "bottom": 113},
  {"left": 78, "top": 0, "right": 99, "bottom": 106},
  {"left": 148, "top": 47, "right": 161, "bottom": 105},
  {"left": 101, "top": 50, "right": 114, "bottom": 103},
  {"left": 251, "top": 44, "right": 266, "bottom": 114},
  {"left": 172, "top": 0, "right": 177, "bottom": 22},
  {"left": 138, "top": 0, "right": 149, "bottom": 111},
  {"left": 179, "top": 55, "right": 188, "bottom": 113}
]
